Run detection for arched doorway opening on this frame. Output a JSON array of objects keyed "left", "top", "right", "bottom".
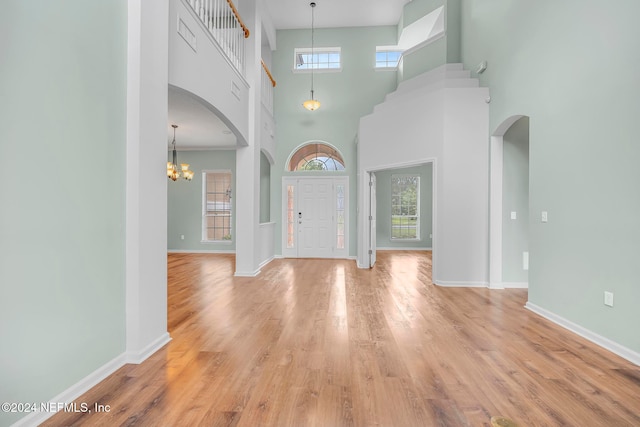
[{"left": 490, "top": 115, "right": 530, "bottom": 289}]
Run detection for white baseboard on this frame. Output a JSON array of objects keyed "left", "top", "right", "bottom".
[
  {"left": 168, "top": 249, "right": 235, "bottom": 254},
  {"left": 11, "top": 355, "right": 127, "bottom": 427},
  {"left": 434, "top": 280, "right": 488, "bottom": 288},
  {"left": 376, "top": 247, "right": 432, "bottom": 251},
  {"left": 11, "top": 333, "right": 171, "bottom": 427},
  {"left": 259, "top": 256, "right": 274, "bottom": 269},
  {"left": 234, "top": 269, "right": 261, "bottom": 277},
  {"left": 525, "top": 302, "right": 640, "bottom": 367},
  {"left": 125, "top": 332, "right": 171, "bottom": 364},
  {"left": 502, "top": 281, "right": 528, "bottom": 289}
]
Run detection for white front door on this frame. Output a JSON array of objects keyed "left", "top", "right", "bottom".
[
  {"left": 282, "top": 177, "right": 348, "bottom": 258},
  {"left": 299, "top": 178, "right": 332, "bottom": 258}
]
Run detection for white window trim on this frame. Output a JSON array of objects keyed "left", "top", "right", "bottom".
[
  {"left": 391, "top": 174, "right": 421, "bottom": 241},
  {"left": 201, "top": 169, "right": 233, "bottom": 243},
  {"left": 293, "top": 46, "right": 342, "bottom": 73},
  {"left": 375, "top": 46, "right": 403, "bottom": 70}
]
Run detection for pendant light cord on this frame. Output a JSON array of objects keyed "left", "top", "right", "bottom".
[{"left": 311, "top": 2, "right": 316, "bottom": 97}]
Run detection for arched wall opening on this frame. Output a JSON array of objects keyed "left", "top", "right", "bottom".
[{"left": 490, "top": 115, "right": 530, "bottom": 289}]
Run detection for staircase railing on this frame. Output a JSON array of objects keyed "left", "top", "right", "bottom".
[
  {"left": 261, "top": 60, "right": 276, "bottom": 114},
  {"left": 187, "top": 0, "right": 249, "bottom": 75}
]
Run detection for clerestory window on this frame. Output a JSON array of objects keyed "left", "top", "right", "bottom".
[
  {"left": 294, "top": 47, "right": 342, "bottom": 71},
  {"left": 376, "top": 48, "right": 402, "bottom": 69}
]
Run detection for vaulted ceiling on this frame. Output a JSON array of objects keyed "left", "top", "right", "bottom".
[
  {"left": 264, "top": 0, "right": 410, "bottom": 30},
  {"left": 168, "top": 0, "right": 411, "bottom": 150}
]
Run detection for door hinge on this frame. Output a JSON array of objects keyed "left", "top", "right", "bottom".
[
  {"left": 368, "top": 250, "right": 373, "bottom": 254},
  {"left": 369, "top": 181, "right": 373, "bottom": 187},
  {"left": 369, "top": 215, "right": 373, "bottom": 220}
]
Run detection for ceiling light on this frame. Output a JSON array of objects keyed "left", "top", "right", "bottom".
[
  {"left": 303, "top": 2, "right": 320, "bottom": 111},
  {"left": 167, "top": 125, "right": 193, "bottom": 181}
]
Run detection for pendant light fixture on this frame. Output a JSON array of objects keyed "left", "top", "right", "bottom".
[
  {"left": 167, "top": 124, "right": 194, "bottom": 181},
  {"left": 303, "top": 2, "right": 321, "bottom": 111}
]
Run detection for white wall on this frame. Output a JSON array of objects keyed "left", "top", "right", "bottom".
[
  {"left": 358, "top": 66, "right": 489, "bottom": 286},
  {"left": 169, "top": 0, "right": 250, "bottom": 143},
  {"left": 438, "top": 89, "right": 489, "bottom": 285}
]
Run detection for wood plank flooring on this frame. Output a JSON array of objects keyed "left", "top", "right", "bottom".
[{"left": 43, "top": 251, "right": 640, "bottom": 426}]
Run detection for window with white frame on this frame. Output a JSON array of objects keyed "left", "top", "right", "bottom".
[
  {"left": 391, "top": 175, "right": 420, "bottom": 240},
  {"left": 294, "top": 47, "right": 341, "bottom": 71},
  {"left": 376, "top": 48, "right": 402, "bottom": 69},
  {"left": 287, "top": 142, "right": 346, "bottom": 171},
  {"left": 202, "top": 170, "right": 232, "bottom": 242}
]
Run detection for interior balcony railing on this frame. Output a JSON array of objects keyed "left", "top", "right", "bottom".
[
  {"left": 261, "top": 60, "right": 276, "bottom": 115},
  {"left": 187, "top": 0, "right": 250, "bottom": 75}
]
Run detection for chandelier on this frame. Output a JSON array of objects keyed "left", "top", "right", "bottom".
[
  {"left": 303, "top": 2, "right": 320, "bottom": 111},
  {"left": 167, "top": 124, "right": 194, "bottom": 181}
]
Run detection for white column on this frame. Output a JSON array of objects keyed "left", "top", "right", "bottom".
[
  {"left": 126, "top": 0, "right": 171, "bottom": 361},
  {"left": 234, "top": 0, "right": 262, "bottom": 277}
]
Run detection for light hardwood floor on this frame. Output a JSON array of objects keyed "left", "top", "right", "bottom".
[{"left": 43, "top": 251, "right": 640, "bottom": 426}]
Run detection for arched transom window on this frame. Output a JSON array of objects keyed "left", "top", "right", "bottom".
[{"left": 288, "top": 142, "right": 345, "bottom": 171}]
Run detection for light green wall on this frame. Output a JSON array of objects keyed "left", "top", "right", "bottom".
[
  {"left": 401, "top": 0, "right": 444, "bottom": 28},
  {"left": 375, "top": 165, "right": 433, "bottom": 249},
  {"left": 400, "top": 37, "right": 447, "bottom": 82},
  {"left": 397, "top": 0, "right": 460, "bottom": 82},
  {"left": 260, "top": 151, "right": 271, "bottom": 223},
  {"left": 502, "top": 117, "right": 529, "bottom": 283},
  {"left": 272, "top": 26, "right": 398, "bottom": 256},
  {"left": 446, "top": 0, "right": 462, "bottom": 62},
  {"left": 461, "top": 0, "right": 640, "bottom": 353},
  {"left": 0, "top": 2, "right": 127, "bottom": 425},
  {"left": 167, "top": 150, "right": 236, "bottom": 251}
]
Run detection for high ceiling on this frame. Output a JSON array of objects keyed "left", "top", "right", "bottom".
[
  {"left": 168, "top": 0, "right": 411, "bottom": 150},
  {"left": 167, "top": 86, "right": 237, "bottom": 151},
  {"left": 264, "top": 0, "right": 411, "bottom": 30}
]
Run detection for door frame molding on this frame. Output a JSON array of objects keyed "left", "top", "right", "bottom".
[{"left": 281, "top": 176, "right": 349, "bottom": 258}]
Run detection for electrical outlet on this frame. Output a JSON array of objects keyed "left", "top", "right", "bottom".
[
  {"left": 180, "top": 234, "right": 185, "bottom": 240},
  {"left": 511, "top": 211, "right": 517, "bottom": 220},
  {"left": 604, "top": 291, "right": 614, "bottom": 307}
]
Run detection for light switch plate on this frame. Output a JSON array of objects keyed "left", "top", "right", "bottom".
[
  {"left": 541, "top": 211, "right": 548, "bottom": 222},
  {"left": 511, "top": 211, "right": 517, "bottom": 220},
  {"left": 604, "top": 291, "right": 614, "bottom": 307}
]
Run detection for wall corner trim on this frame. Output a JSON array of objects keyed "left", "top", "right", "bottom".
[{"left": 525, "top": 302, "right": 640, "bottom": 367}]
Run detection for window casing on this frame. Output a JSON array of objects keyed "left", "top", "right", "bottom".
[
  {"left": 376, "top": 49, "right": 402, "bottom": 69},
  {"left": 202, "top": 170, "right": 232, "bottom": 242},
  {"left": 391, "top": 175, "right": 420, "bottom": 240},
  {"left": 294, "top": 47, "right": 342, "bottom": 72},
  {"left": 287, "top": 142, "right": 345, "bottom": 172}
]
